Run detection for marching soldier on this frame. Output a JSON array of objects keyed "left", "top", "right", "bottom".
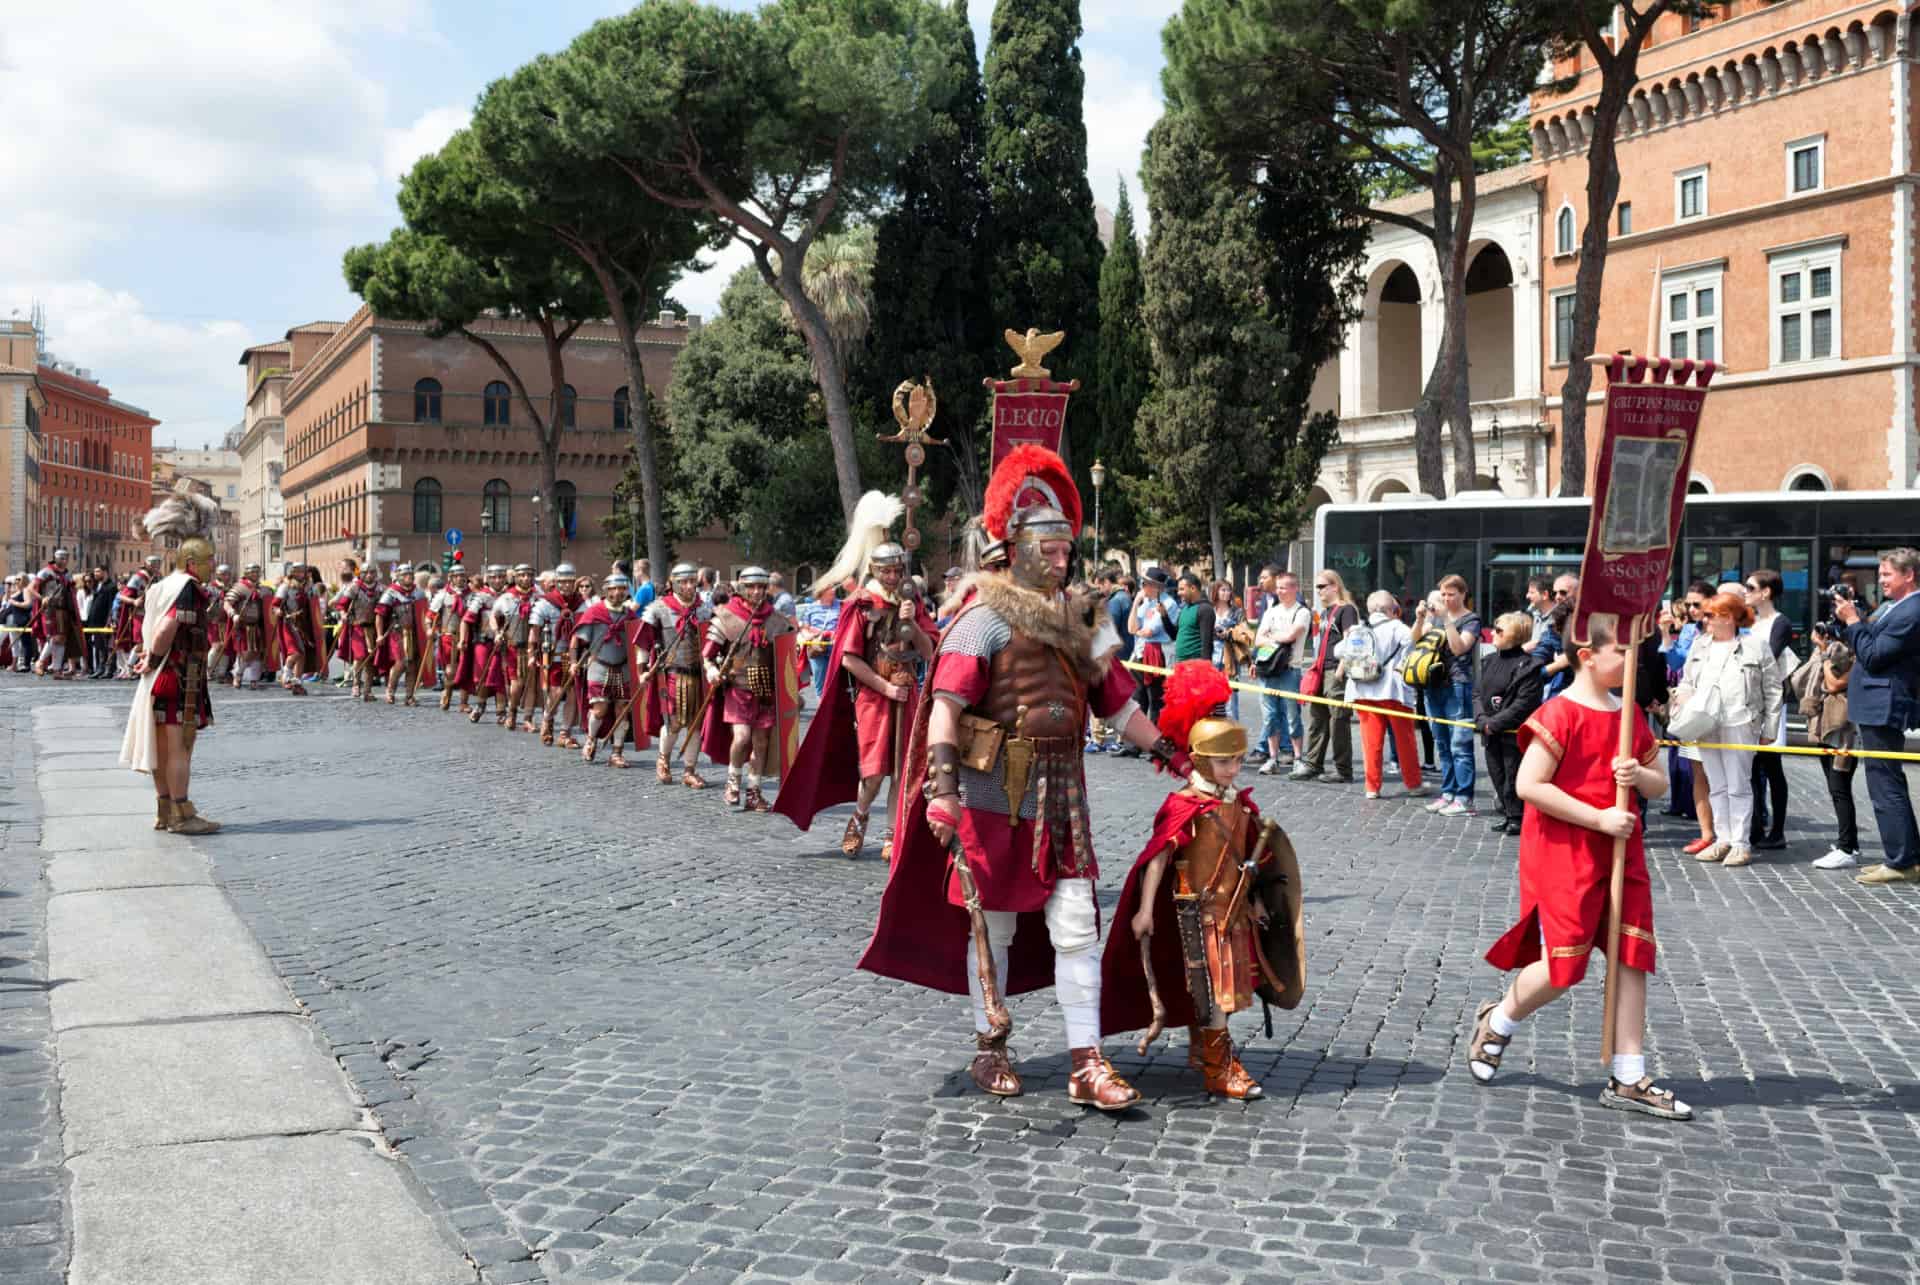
[
  {"left": 204, "top": 564, "right": 235, "bottom": 684},
  {"left": 29, "top": 548, "right": 85, "bottom": 678},
  {"left": 859, "top": 445, "right": 1180, "bottom": 1108},
  {"left": 772, "top": 493, "right": 935, "bottom": 858},
  {"left": 1101, "top": 661, "right": 1306, "bottom": 1100},
  {"left": 271, "top": 563, "right": 326, "bottom": 694},
  {"left": 223, "top": 562, "right": 270, "bottom": 688},
  {"left": 492, "top": 564, "right": 538, "bottom": 731},
  {"left": 697, "top": 566, "right": 797, "bottom": 812},
  {"left": 571, "top": 572, "right": 644, "bottom": 768},
  {"left": 329, "top": 559, "right": 380, "bottom": 701},
  {"left": 113, "top": 555, "right": 162, "bottom": 679},
  {"left": 375, "top": 563, "right": 429, "bottom": 706},
  {"left": 530, "top": 570, "right": 579, "bottom": 748},
  {"left": 460, "top": 566, "right": 505, "bottom": 723},
  {"left": 120, "top": 483, "right": 223, "bottom": 835},
  {"left": 430, "top": 569, "right": 469, "bottom": 709},
  {"left": 639, "top": 562, "right": 712, "bottom": 788}
]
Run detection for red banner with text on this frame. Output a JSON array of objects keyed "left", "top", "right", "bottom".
[
  {"left": 987, "top": 377, "right": 1079, "bottom": 468},
  {"left": 1571, "top": 356, "right": 1717, "bottom": 647}
]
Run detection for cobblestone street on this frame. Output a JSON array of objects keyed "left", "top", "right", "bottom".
[{"left": 8, "top": 674, "right": 1920, "bottom": 1283}]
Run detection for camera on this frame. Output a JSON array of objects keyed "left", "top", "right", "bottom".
[{"left": 1820, "top": 581, "right": 1855, "bottom": 625}]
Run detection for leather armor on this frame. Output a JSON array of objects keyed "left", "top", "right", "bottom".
[
  {"left": 976, "top": 633, "right": 1087, "bottom": 742},
  {"left": 1174, "top": 796, "right": 1254, "bottom": 918},
  {"left": 861, "top": 593, "right": 914, "bottom": 679},
  {"left": 501, "top": 592, "right": 532, "bottom": 647}
]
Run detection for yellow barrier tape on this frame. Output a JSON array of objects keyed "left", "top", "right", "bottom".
[{"left": 1119, "top": 658, "right": 1920, "bottom": 765}]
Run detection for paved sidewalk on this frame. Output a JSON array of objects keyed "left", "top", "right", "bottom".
[{"left": 30, "top": 702, "right": 473, "bottom": 1285}]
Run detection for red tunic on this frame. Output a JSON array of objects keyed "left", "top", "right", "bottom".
[{"left": 1484, "top": 696, "right": 1661, "bottom": 988}]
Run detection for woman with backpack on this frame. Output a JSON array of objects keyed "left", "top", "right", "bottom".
[
  {"left": 1415, "top": 574, "right": 1483, "bottom": 817},
  {"left": 1292, "top": 570, "right": 1359, "bottom": 783},
  {"left": 1475, "top": 612, "right": 1547, "bottom": 835},
  {"left": 1348, "top": 590, "right": 1425, "bottom": 800}
]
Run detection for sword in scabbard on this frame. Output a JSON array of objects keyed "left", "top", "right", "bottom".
[
  {"left": 947, "top": 831, "right": 1011, "bottom": 1040},
  {"left": 1218, "top": 818, "right": 1280, "bottom": 931}
]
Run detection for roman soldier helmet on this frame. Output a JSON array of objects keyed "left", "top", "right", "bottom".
[
  {"left": 51, "top": 548, "right": 69, "bottom": 562},
  {"left": 737, "top": 566, "right": 771, "bottom": 585},
  {"left": 602, "top": 572, "right": 631, "bottom": 591},
  {"left": 486, "top": 564, "right": 506, "bottom": 576},
  {"left": 554, "top": 562, "right": 577, "bottom": 578},
  {"left": 244, "top": 562, "right": 262, "bottom": 577},
  {"left": 513, "top": 563, "right": 533, "bottom": 574},
  {"left": 393, "top": 562, "right": 412, "bottom": 576},
  {"left": 983, "top": 444, "right": 1081, "bottom": 590},
  {"left": 670, "top": 561, "right": 698, "bottom": 581},
  {"left": 139, "top": 483, "right": 221, "bottom": 580},
  {"left": 215, "top": 563, "right": 233, "bottom": 579},
  {"left": 1161, "top": 661, "right": 1247, "bottom": 762},
  {"left": 814, "top": 491, "right": 906, "bottom": 596}
]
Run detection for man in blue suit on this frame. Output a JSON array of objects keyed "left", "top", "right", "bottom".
[{"left": 1835, "top": 548, "right": 1920, "bottom": 886}]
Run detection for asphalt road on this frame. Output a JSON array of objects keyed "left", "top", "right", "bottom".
[{"left": 6, "top": 672, "right": 1920, "bottom": 1283}]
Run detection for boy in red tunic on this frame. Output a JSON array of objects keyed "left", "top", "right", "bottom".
[{"left": 1469, "top": 622, "right": 1693, "bottom": 1120}]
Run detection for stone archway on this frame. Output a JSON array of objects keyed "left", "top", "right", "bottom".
[
  {"left": 1361, "top": 260, "right": 1426, "bottom": 414},
  {"left": 1464, "top": 243, "right": 1515, "bottom": 401}
]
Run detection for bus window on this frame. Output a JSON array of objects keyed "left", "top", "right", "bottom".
[
  {"left": 1487, "top": 547, "right": 1582, "bottom": 622},
  {"left": 1752, "top": 542, "right": 1812, "bottom": 643},
  {"left": 1326, "top": 542, "right": 1376, "bottom": 605},
  {"left": 1688, "top": 542, "right": 1744, "bottom": 591}
]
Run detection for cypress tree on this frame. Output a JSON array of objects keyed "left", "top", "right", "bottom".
[
  {"left": 868, "top": 0, "right": 998, "bottom": 515},
  {"left": 1091, "top": 182, "right": 1148, "bottom": 555},
  {"left": 982, "top": 0, "right": 1103, "bottom": 458}
]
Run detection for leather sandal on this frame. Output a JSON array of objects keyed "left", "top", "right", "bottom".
[
  {"left": 609, "top": 751, "right": 629, "bottom": 769},
  {"left": 744, "top": 786, "right": 770, "bottom": 813},
  {"left": 681, "top": 769, "right": 708, "bottom": 790},
  {"left": 656, "top": 756, "right": 672, "bottom": 783},
  {"left": 841, "top": 810, "right": 869, "bottom": 858},
  {"left": 1067, "top": 1047, "right": 1140, "bottom": 1111},
  {"left": 1600, "top": 1075, "right": 1694, "bottom": 1121},
  {"left": 1466, "top": 999, "right": 1510, "bottom": 1085},
  {"left": 724, "top": 777, "right": 742, "bottom": 806},
  {"left": 970, "top": 1032, "right": 1023, "bottom": 1097},
  {"left": 582, "top": 737, "right": 598, "bottom": 763},
  {"left": 468, "top": 707, "right": 484, "bottom": 724},
  {"left": 1188, "top": 1026, "right": 1262, "bottom": 1099}
]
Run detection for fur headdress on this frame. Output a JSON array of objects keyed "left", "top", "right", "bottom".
[
  {"left": 140, "top": 482, "right": 220, "bottom": 545},
  {"left": 812, "top": 490, "right": 904, "bottom": 595}
]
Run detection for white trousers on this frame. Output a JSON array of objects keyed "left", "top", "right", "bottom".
[
  {"left": 40, "top": 640, "right": 66, "bottom": 670},
  {"left": 967, "top": 876, "right": 1102, "bottom": 1048},
  {"left": 1699, "top": 723, "right": 1757, "bottom": 845}
]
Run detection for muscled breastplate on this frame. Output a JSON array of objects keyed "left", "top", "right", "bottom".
[
  {"left": 978, "top": 633, "right": 1087, "bottom": 741},
  {"left": 666, "top": 603, "right": 702, "bottom": 669},
  {"left": 350, "top": 590, "right": 375, "bottom": 625},
  {"left": 863, "top": 599, "right": 911, "bottom": 676},
  {"left": 1175, "top": 797, "right": 1252, "bottom": 908}
]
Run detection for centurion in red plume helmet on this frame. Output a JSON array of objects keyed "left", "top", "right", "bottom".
[{"left": 983, "top": 444, "right": 1081, "bottom": 589}]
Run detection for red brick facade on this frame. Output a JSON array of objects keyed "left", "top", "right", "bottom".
[
  {"left": 1532, "top": 1, "right": 1920, "bottom": 493},
  {"left": 34, "top": 365, "right": 156, "bottom": 571},
  {"left": 281, "top": 308, "right": 690, "bottom": 573}
]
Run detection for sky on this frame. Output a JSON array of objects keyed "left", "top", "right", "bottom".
[{"left": 0, "top": 0, "right": 1174, "bottom": 449}]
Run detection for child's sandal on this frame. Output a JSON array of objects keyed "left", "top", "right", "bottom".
[
  {"left": 1466, "top": 999, "right": 1509, "bottom": 1085},
  {"left": 1600, "top": 1075, "right": 1694, "bottom": 1121}
]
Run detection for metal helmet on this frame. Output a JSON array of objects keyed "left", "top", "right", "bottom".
[
  {"left": 669, "top": 561, "right": 698, "bottom": 581},
  {"left": 486, "top": 564, "right": 506, "bottom": 576},
  {"left": 215, "top": 563, "right": 233, "bottom": 577},
  {"left": 145, "top": 555, "right": 162, "bottom": 567},
  {"left": 603, "top": 572, "right": 632, "bottom": 591},
  {"left": 736, "top": 566, "right": 771, "bottom": 585},
  {"left": 244, "top": 562, "right": 262, "bottom": 577},
  {"left": 554, "top": 562, "right": 577, "bottom": 578},
  {"left": 513, "top": 563, "right": 533, "bottom": 574},
  {"left": 869, "top": 543, "right": 906, "bottom": 568},
  {"left": 52, "top": 548, "right": 69, "bottom": 561},
  {"left": 393, "top": 562, "right": 412, "bottom": 576}
]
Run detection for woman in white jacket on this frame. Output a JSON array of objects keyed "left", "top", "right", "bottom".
[{"left": 1676, "top": 590, "right": 1783, "bottom": 868}]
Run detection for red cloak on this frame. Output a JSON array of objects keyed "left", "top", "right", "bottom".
[
  {"left": 771, "top": 588, "right": 935, "bottom": 832},
  {"left": 1099, "top": 788, "right": 1261, "bottom": 1036}
]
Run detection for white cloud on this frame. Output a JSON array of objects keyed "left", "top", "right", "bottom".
[
  {"left": 672, "top": 239, "right": 759, "bottom": 320},
  {"left": 22, "top": 279, "right": 251, "bottom": 444},
  {"left": 0, "top": 2, "right": 426, "bottom": 276},
  {"left": 1081, "top": 50, "right": 1163, "bottom": 225},
  {"left": 383, "top": 105, "right": 472, "bottom": 186}
]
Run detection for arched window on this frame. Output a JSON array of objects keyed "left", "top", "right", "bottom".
[
  {"left": 554, "top": 480, "right": 578, "bottom": 539},
  {"left": 482, "top": 478, "right": 511, "bottom": 534},
  {"left": 1555, "top": 205, "right": 1576, "bottom": 255},
  {"left": 412, "top": 477, "right": 443, "bottom": 533},
  {"left": 613, "top": 386, "right": 630, "bottom": 432},
  {"left": 483, "top": 381, "right": 511, "bottom": 426},
  {"left": 561, "top": 384, "right": 578, "bottom": 430},
  {"left": 413, "top": 378, "right": 442, "bottom": 423},
  {"left": 1789, "top": 470, "right": 1828, "bottom": 492}
]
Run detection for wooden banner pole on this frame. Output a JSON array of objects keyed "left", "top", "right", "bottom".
[{"left": 1599, "top": 617, "right": 1642, "bottom": 1068}]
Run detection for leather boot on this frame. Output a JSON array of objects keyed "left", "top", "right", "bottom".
[
  {"left": 166, "top": 800, "right": 221, "bottom": 835},
  {"left": 1189, "top": 1026, "right": 1262, "bottom": 1100},
  {"left": 970, "top": 1032, "right": 1022, "bottom": 1097},
  {"left": 744, "top": 785, "right": 771, "bottom": 813},
  {"left": 154, "top": 798, "right": 174, "bottom": 831},
  {"left": 840, "top": 810, "right": 869, "bottom": 858},
  {"left": 1067, "top": 1046, "right": 1140, "bottom": 1111}
]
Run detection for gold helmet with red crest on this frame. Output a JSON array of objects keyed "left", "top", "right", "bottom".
[
  {"left": 982, "top": 444, "right": 1082, "bottom": 589},
  {"left": 1161, "top": 660, "right": 1247, "bottom": 761}
]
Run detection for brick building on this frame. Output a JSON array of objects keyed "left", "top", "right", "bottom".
[
  {"left": 0, "top": 319, "right": 45, "bottom": 573},
  {"left": 1532, "top": 0, "right": 1920, "bottom": 494},
  {"left": 279, "top": 307, "right": 693, "bottom": 575},
  {"left": 36, "top": 361, "right": 157, "bottom": 573}
]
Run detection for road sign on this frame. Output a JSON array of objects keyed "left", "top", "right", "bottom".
[{"left": 445, "top": 528, "right": 463, "bottom": 548}]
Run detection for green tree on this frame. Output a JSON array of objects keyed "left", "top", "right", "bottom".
[
  {"left": 1165, "top": 0, "right": 1565, "bottom": 498},
  {"left": 546, "top": 0, "right": 958, "bottom": 522},
  {"left": 1091, "top": 182, "right": 1149, "bottom": 556},
  {"left": 343, "top": 130, "right": 605, "bottom": 566},
  {"left": 982, "top": 0, "right": 1104, "bottom": 455},
  {"left": 783, "top": 225, "right": 878, "bottom": 380},
  {"left": 866, "top": 0, "right": 998, "bottom": 517},
  {"left": 1133, "top": 110, "right": 1362, "bottom": 576},
  {"left": 1546, "top": 1, "right": 1711, "bottom": 495},
  {"left": 471, "top": 54, "right": 714, "bottom": 591},
  {"left": 1361, "top": 115, "right": 1536, "bottom": 204}
]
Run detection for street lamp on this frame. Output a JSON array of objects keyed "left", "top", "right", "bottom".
[
  {"left": 530, "top": 491, "right": 542, "bottom": 570},
  {"left": 1089, "top": 458, "right": 1107, "bottom": 570},
  {"left": 94, "top": 502, "right": 106, "bottom": 569}
]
